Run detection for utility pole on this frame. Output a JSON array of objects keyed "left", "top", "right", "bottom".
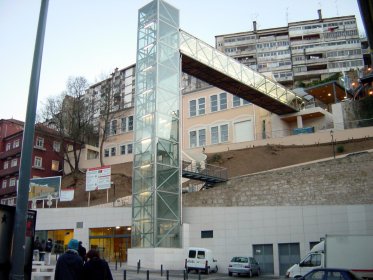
[{"left": 9, "top": 1, "right": 49, "bottom": 279}]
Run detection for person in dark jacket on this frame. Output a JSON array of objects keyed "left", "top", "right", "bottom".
[
  {"left": 78, "top": 241, "right": 87, "bottom": 263},
  {"left": 83, "top": 249, "right": 113, "bottom": 280},
  {"left": 54, "top": 239, "right": 83, "bottom": 280}
]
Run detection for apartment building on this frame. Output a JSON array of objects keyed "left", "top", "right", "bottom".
[
  {"left": 0, "top": 124, "right": 64, "bottom": 205},
  {"left": 215, "top": 12, "right": 364, "bottom": 86}
]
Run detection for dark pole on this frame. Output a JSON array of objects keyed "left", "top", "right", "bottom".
[
  {"left": 330, "top": 130, "right": 336, "bottom": 159},
  {"left": 9, "top": 1, "right": 49, "bottom": 279}
]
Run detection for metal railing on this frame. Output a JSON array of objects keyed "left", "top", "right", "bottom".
[{"left": 182, "top": 160, "right": 227, "bottom": 182}]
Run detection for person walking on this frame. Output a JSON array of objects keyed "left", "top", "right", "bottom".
[
  {"left": 78, "top": 241, "right": 87, "bottom": 263},
  {"left": 54, "top": 239, "right": 83, "bottom": 280},
  {"left": 39, "top": 239, "right": 46, "bottom": 262},
  {"left": 82, "top": 249, "right": 113, "bottom": 280},
  {"left": 44, "top": 238, "right": 53, "bottom": 265},
  {"left": 33, "top": 236, "right": 42, "bottom": 261}
]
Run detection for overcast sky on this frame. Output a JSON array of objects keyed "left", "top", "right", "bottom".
[{"left": 0, "top": 0, "right": 363, "bottom": 121}]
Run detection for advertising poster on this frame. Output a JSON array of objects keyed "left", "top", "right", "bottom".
[
  {"left": 86, "top": 166, "right": 111, "bottom": 191},
  {"left": 29, "top": 176, "right": 61, "bottom": 201}
]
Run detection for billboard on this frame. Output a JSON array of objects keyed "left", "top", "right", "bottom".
[
  {"left": 29, "top": 176, "right": 61, "bottom": 201},
  {"left": 86, "top": 166, "right": 111, "bottom": 191}
]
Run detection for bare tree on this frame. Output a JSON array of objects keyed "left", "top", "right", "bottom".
[
  {"left": 41, "top": 76, "right": 98, "bottom": 175},
  {"left": 98, "top": 73, "right": 118, "bottom": 167}
]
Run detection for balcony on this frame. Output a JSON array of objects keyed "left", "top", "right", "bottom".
[
  {"left": 0, "top": 185, "right": 17, "bottom": 196},
  {"left": 0, "top": 146, "right": 22, "bottom": 159},
  {"left": 0, "top": 166, "right": 19, "bottom": 177}
]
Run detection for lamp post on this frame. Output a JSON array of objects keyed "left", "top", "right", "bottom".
[{"left": 330, "top": 130, "right": 336, "bottom": 159}]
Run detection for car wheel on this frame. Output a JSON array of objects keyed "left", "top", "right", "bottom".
[
  {"left": 229, "top": 272, "right": 232, "bottom": 276},
  {"left": 249, "top": 270, "right": 253, "bottom": 277}
]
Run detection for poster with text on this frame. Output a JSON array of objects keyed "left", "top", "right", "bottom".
[{"left": 86, "top": 166, "right": 111, "bottom": 191}]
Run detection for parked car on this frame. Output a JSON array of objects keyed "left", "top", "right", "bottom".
[
  {"left": 185, "top": 247, "right": 218, "bottom": 274},
  {"left": 228, "top": 256, "right": 260, "bottom": 277},
  {"left": 301, "top": 268, "right": 362, "bottom": 280}
]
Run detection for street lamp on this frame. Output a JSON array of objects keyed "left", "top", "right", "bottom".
[{"left": 330, "top": 130, "right": 336, "bottom": 159}]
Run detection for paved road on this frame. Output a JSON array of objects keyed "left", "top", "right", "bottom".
[{"left": 109, "top": 264, "right": 281, "bottom": 280}]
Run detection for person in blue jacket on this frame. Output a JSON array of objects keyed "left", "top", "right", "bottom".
[{"left": 54, "top": 239, "right": 83, "bottom": 280}]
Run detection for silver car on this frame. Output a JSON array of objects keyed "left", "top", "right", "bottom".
[{"left": 228, "top": 256, "right": 261, "bottom": 277}]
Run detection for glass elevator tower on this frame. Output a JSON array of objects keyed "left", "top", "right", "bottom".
[{"left": 132, "top": 0, "right": 181, "bottom": 248}]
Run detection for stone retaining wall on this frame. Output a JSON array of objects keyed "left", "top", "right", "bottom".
[{"left": 182, "top": 152, "right": 373, "bottom": 207}]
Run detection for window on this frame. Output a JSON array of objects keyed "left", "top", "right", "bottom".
[
  {"left": 4, "top": 161, "right": 9, "bottom": 169},
  {"left": 11, "top": 159, "right": 17, "bottom": 167},
  {"left": 210, "top": 93, "right": 227, "bottom": 112},
  {"left": 111, "top": 147, "right": 116, "bottom": 156},
  {"left": 2, "top": 180, "right": 6, "bottom": 189},
  {"left": 221, "top": 124, "right": 228, "bottom": 142},
  {"left": 34, "top": 156, "right": 42, "bottom": 168},
  {"left": 51, "top": 160, "right": 59, "bottom": 171},
  {"left": 6, "top": 143, "right": 11, "bottom": 151},
  {"left": 233, "top": 96, "right": 250, "bottom": 107},
  {"left": 189, "top": 100, "right": 197, "bottom": 117},
  {"left": 210, "top": 95, "right": 218, "bottom": 112},
  {"left": 121, "top": 116, "right": 133, "bottom": 132},
  {"left": 13, "top": 139, "right": 20, "bottom": 148},
  {"left": 111, "top": 120, "right": 117, "bottom": 135},
  {"left": 233, "top": 96, "right": 241, "bottom": 107},
  {"left": 104, "top": 148, "right": 109, "bottom": 157},
  {"left": 128, "top": 116, "right": 133, "bottom": 131},
  {"left": 127, "top": 144, "right": 133, "bottom": 154},
  {"left": 9, "top": 178, "right": 16, "bottom": 187},
  {"left": 198, "top": 98, "right": 205, "bottom": 115},
  {"left": 201, "top": 230, "right": 213, "bottom": 238},
  {"left": 190, "top": 131, "right": 197, "bottom": 148},
  {"left": 211, "top": 127, "right": 219, "bottom": 144},
  {"left": 121, "top": 117, "right": 127, "bottom": 132},
  {"left": 211, "top": 124, "right": 229, "bottom": 144},
  {"left": 120, "top": 145, "right": 126, "bottom": 155},
  {"left": 198, "top": 129, "right": 206, "bottom": 147},
  {"left": 35, "top": 137, "right": 44, "bottom": 148},
  {"left": 53, "top": 141, "right": 61, "bottom": 152}
]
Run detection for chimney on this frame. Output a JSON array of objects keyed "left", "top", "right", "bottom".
[
  {"left": 253, "top": 21, "right": 257, "bottom": 33},
  {"left": 317, "top": 9, "right": 322, "bottom": 21}
]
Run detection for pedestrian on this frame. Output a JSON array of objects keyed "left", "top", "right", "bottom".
[
  {"left": 82, "top": 249, "right": 113, "bottom": 280},
  {"left": 45, "top": 238, "right": 53, "bottom": 265},
  {"left": 39, "top": 239, "right": 46, "bottom": 262},
  {"left": 78, "top": 241, "right": 87, "bottom": 263},
  {"left": 33, "top": 236, "right": 41, "bottom": 261},
  {"left": 54, "top": 239, "right": 83, "bottom": 280}
]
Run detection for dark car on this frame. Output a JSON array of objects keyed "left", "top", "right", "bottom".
[{"left": 301, "top": 268, "right": 362, "bottom": 280}]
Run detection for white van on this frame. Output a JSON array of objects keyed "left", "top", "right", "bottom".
[{"left": 185, "top": 247, "right": 218, "bottom": 274}]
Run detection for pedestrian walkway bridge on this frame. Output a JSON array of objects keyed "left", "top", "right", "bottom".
[{"left": 180, "top": 30, "right": 303, "bottom": 115}]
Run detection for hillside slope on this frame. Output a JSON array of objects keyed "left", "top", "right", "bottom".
[{"left": 55, "top": 137, "right": 373, "bottom": 207}]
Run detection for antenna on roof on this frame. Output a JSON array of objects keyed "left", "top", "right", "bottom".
[{"left": 286, "top": 7, "right": 289, "bottom": 25}]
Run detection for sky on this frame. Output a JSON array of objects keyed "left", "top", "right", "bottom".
[{"left": 0, "top": 0, "right": 364, "bottom": 121}]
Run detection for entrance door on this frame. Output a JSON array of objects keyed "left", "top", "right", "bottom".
[
  {"left": 278, "top": 243, "right": 300, "bottom": 276},
  {"left": 234, "top": 120, "right": 254, "bottom": 143},
  {"left": 253, "top": 244, "right": 274, "bottom": 274}
]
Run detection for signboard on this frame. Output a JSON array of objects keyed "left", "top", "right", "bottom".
[
  {"left": 60, "top": 189, "right": 75, "bottom": 202},
  {"left": 29, "top": 176, "right": 61, "bottom": 201},
  {"left": 86, "top": 166, "right": 111, "bottom": 191}
]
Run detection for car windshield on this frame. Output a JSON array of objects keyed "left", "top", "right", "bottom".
[{"left": 231, "top": 257, "right": 248, "bottom": 263}]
